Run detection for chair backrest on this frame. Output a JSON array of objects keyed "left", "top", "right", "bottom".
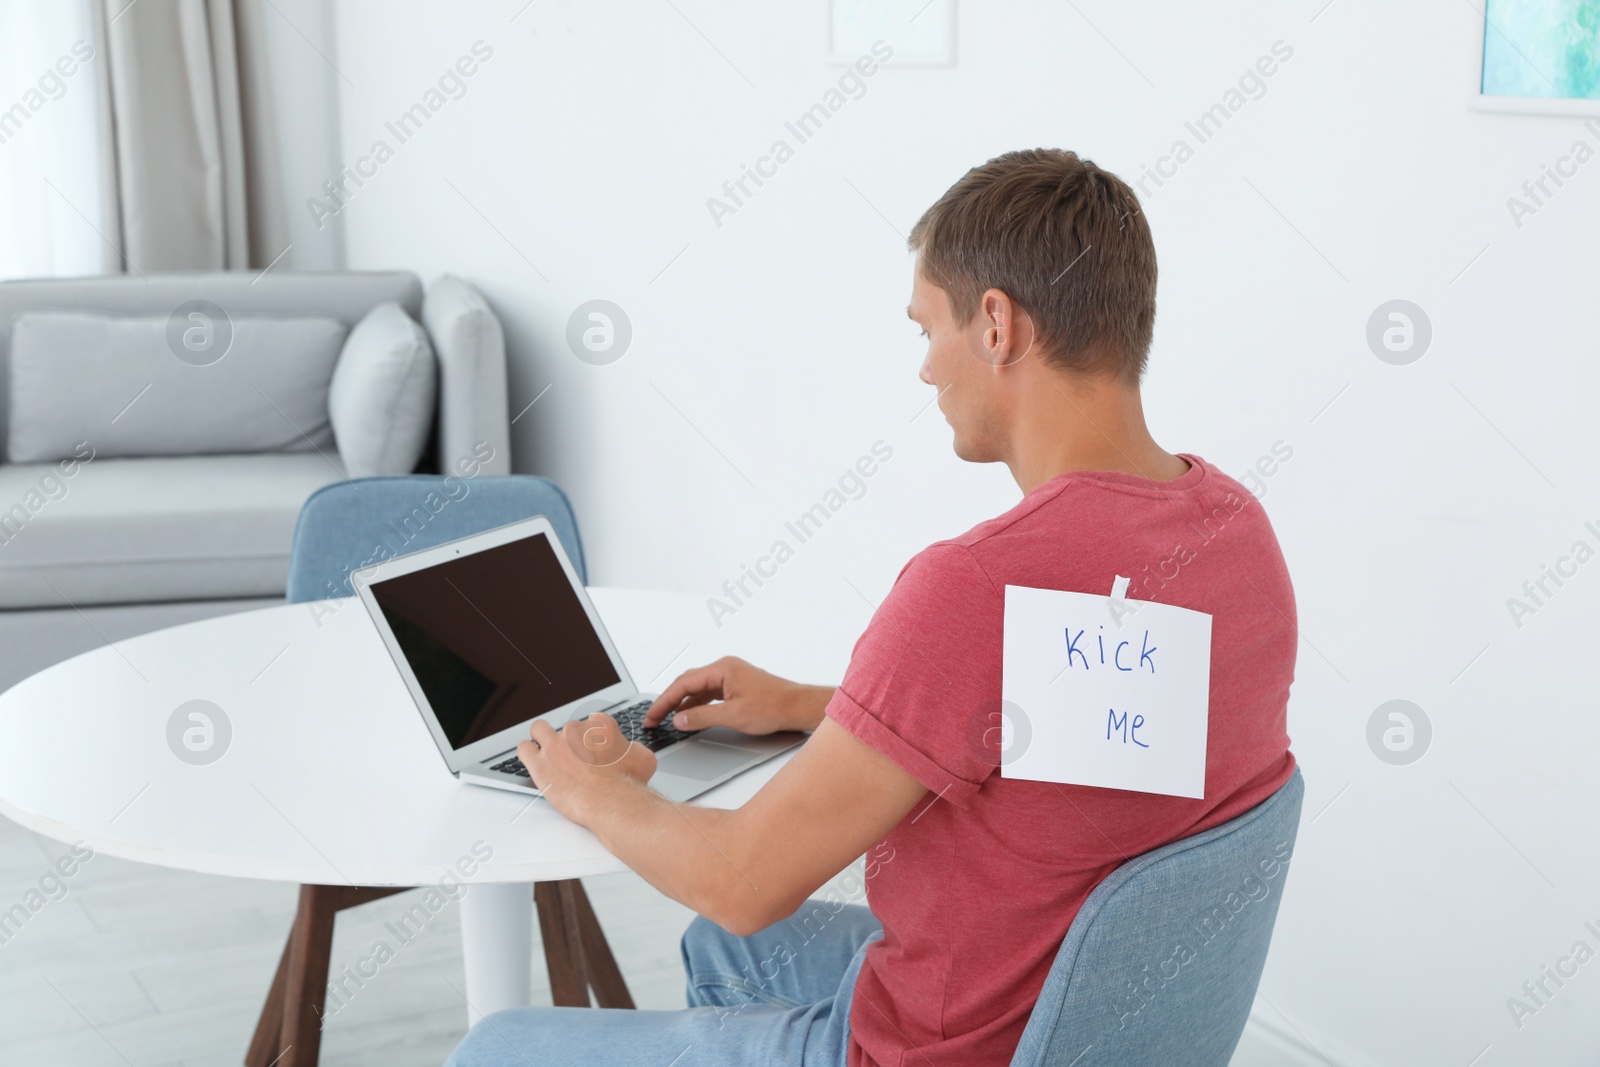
[
  {"left": 285, "top": 474, "right": 587, "bottom": 604},
  {"left": 1010, "top": 767, "right": 1304, "bottom": 1067}
]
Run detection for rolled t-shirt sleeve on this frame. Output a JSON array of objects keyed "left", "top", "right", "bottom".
[{"left": 824, "top": 542, "right": 1003, "bottom": 808}]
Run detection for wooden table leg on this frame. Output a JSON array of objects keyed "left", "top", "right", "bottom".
[
  {"left": 249, "top": 880, "right": 631, "bottom": 1065},
  {"left": 572, "top": 883, "right": 634, "bottom": 1009},
  {"left": 279, "top": 885, "right": 339, "bottom": 1067},
  {"left": 248, "top": 884, "right": 409, "bottom": 1067},
  {"left": 535, "top": 880, "right": 591, "bottom": 1007},
  {"left": 245, "top": 936, "right": 291, "bottom": 1067},
  {"left": 533, "top": 879, "right": 635, "bottom": 1010}
]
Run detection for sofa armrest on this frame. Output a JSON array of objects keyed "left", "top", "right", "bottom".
[{"left": 421, "top": 275, "right": 512, "bottom": 476}]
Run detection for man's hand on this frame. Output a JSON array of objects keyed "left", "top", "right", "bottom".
[
  {"left": 518, "top": 713, "right": 656, "bottom": 824},
  {"left": 645, "top": 656, "right": 833, "bottom": 734}
]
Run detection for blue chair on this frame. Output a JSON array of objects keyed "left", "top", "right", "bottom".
[
  {"left": 285, "top": 474, "right": 587, "bottom": 601},
  {"left": 1010, "top": 767, "right": 1304, "bottom": 1067},
  {"left": 248, "top": 476, "right": 630, "bottom": 1067}
]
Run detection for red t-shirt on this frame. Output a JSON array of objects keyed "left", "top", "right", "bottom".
[{"left": 826, "top": 455, "right": 1297, "bottom": 1067}]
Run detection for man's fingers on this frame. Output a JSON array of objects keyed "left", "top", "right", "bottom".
[
  {"left": 672, "top": 692, "right": 717, "bottom": 713},
  {"left": 523, "top": 723, "right": 557, "bottom": 780},
  {"left": 646, "top": 664, "right": 725, "bottom": 724},
  {"left": 674, "top": 699, "right": 740, "bottom": 732},
  {"left": 647, "top": 667, "right": 716, "bottom": 719}
]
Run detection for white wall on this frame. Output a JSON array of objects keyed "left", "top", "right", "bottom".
[
  {"left": 259, "top": 0, "right": 345, "bottom": 268},
  {"left": 326, "top": 2, "right": 1600, "bottom": 1063}
]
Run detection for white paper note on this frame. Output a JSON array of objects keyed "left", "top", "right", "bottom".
[{"left": 1001, "top": 583, "right": 1212, "bottom": 799}]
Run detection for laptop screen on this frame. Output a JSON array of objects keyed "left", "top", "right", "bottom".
[{"left": 366, "top": 531, "right": 621, "bottom": 750}]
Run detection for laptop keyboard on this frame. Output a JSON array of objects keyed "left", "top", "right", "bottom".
[
  {"left": 612, "top": 699, "right": 694, "bottom": 751},
  {"left": 486, "top": 700, "right": 690, "bottom": 778}
]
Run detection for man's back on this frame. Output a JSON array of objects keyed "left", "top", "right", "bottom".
[{"left": 826, "top": 455, "right": 1297, "bottom": 1067}]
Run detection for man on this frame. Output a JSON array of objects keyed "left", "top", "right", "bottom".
[{"left": 446, "top": 149, "right": 1297, "bottom": 1067}]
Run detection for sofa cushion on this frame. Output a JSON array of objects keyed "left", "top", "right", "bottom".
[
  {"left": 0, "top": 452, "right": 345, "bottom": 609},
  {"left": 423, "top": 276, "right": 510, "bottom": 477},
  {"left": 6, "top": 310, "right": 347, "bottom": 464},
  {"left": 330, "top": 303, "right": 438, "bottom": 477}
]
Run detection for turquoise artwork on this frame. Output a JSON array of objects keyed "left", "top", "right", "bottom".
[{"left": 1482, "top": 0, "right": 1600, "bottom": 98}]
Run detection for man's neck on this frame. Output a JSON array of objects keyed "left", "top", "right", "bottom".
[{"left": 1004, "top": 372, "right": 1189, "bottom": 495}]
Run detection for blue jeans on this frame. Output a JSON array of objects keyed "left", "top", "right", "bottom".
[{"left": 445, "top": 900, "right": 883, "bottom": 1067}]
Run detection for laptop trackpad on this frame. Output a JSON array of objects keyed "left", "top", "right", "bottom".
[{"left": 656, "top": 741, "right": 753, "bottom": 782}]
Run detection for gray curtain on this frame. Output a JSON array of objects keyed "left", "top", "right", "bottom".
[{"left": 95, "top": 0, "right": 288, "bottom": 272}]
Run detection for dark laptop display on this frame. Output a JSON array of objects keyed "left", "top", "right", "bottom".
[{"left": 365, "top": 532, "right": 620, "bottom": 749}]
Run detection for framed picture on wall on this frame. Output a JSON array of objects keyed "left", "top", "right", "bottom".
[
  {"left": 1474, "top": 0, "right": 1600, "bottom": 115},
  {"left": 830, "top": 0, "right": 955, "bottom": 66}
]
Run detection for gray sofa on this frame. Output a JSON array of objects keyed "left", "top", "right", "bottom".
[{"left": 0, "top": 270, "right": 511, "bottom": 692}]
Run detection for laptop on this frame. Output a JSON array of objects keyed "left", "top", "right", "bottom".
[{"left": 350, "top": 515, "right": 805, "bottom": 803}]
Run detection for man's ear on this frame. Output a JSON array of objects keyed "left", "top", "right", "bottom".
[{"left": 980, "top": 288, "right": 1034, "bottom": 370}]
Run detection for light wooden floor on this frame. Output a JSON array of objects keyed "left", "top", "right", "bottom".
[
  {"left": 1, "top": 813, "right": 1291, "bottom": 1066},
  {"left": 0, "top": 812, "right": 728, "bottom": 1066}
]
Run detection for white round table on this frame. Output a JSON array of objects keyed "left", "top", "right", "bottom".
[{"left": 0, "top": 587, "right": 811, "bottom": 1063}]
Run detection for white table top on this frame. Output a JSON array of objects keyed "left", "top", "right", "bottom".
[{"left": 0, "top": 588, "right": 819, "bottom": 886}]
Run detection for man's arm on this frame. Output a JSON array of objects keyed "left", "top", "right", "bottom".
[{"left": 519, "top": 706, "right": 927, "bottom": 936}]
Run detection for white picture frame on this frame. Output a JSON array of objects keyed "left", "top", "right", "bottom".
[
  {"left": 1471, "top": 0, "right": 1600, "bottom": 116},
  {"left": 829, "top": 0, "right": 955, "bottom": 67}
]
